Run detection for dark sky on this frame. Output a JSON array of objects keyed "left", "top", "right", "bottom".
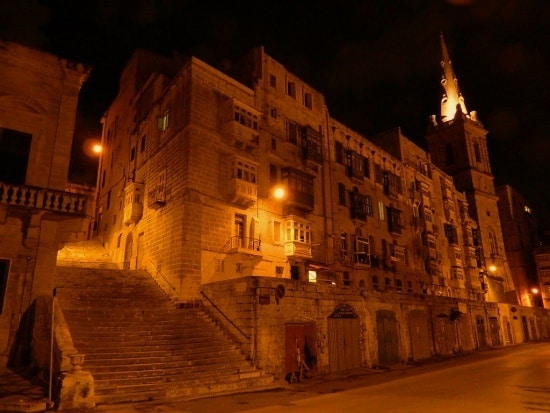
[{"left": 1, "top": 0, "right": 549, "bottom": 226}]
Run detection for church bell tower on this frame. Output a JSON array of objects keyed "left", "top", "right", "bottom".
[{"left": 426, "top": 33, "right": 516, "bottom": 304}]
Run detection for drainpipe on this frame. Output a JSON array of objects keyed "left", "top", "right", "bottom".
[
  {"left": 48, "top": 287, "right": 56, "bottom": 409},
  {"left": 252, "top": 279, "right": 258, "bottom": 366}
]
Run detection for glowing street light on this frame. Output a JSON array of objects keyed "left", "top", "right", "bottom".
[
  {"left": 92, "top": 144, "right": 102, "bottom": 154},
  {"left": 488, "top": 264, "right": 497, "bottom": 273},
  {"left": 272, "top": 186, "right": 286, "bottom": 200}
]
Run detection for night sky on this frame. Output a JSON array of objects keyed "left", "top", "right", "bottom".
[{"left": 1, "top": 0, "right": 549, "bottom": 226}]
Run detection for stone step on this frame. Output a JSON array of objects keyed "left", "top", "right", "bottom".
[
  {"left": 89, "top": 358, "right": 252, "bottom": 377},
  {"left": 84, "top": 349, "right": 243, "bottom": 366},
  {"left": 54, "top": 263, "right": 272, "bottom": 404},
  {"left": 93, "top": 373, "right": 273, "bottom": 404}
]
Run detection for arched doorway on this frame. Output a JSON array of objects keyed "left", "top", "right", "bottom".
[
  {"left": 327, "top": 304, "right": 361, "bottom": 372},
  {"left": 123, "top": 232, "right": 133, "bottom": 270}
]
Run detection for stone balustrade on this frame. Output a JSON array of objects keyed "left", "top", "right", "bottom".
[{"left": 0, "top": 182, "right": 88, "bottom": 215}]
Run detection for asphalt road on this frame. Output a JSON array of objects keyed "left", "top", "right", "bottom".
[{"left": 90, "top": 342, "right": 550, "bottom": 413}]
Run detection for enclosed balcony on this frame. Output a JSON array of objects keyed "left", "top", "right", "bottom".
[{"left": 123, "top": 182, "right": 144, "bottom": 225}]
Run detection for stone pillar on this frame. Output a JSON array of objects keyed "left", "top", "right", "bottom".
[{"left": 55, "top": 353, "right": 95, "bottom": 410}]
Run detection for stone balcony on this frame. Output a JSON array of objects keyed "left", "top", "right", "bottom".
[{"left": 0, "top": 182, "right": 88, "bottom": 216}]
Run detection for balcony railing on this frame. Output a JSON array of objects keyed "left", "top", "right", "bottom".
[
  {"left": 0, "top": 182, "right": 87, "bottom": 215},
  {"left": 229, "top": 236, "right": 262, "bottom": 255}
]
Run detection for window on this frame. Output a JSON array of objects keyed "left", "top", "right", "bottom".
[
  {"left": 340, "top": 232, "right": 348, "bottom": 261},
  {"left": 444, "top": 223, "right": 459, "bottom": 245},
  {"left": 130, "top": 146, "right": 136, "bottom": 161},
  {"left": 273, "top": 221, "right": 281, "bottom": 242},
  {"left": 0, "top": 260, "right": 9, "bottom": 313},
  {"left": 365, "top": 195, "right": 373, "bottom": 216},
  {"left": 396, "top": 279, "right": 403, "bottom": 292},
  {"left": 350, "top": 188, "right": 368, "bottom": 221},
  {"left": 346, "top": 150, "right": 368, "bottom": 180},
  {"left": 117, "top": 234, "right": 122, "bottom": 248},
  {"left": 233, "top": 158, "right": 256, "bottom": 184},
  {"left": 338, "top": 183, "right": 346, "bottom": 206},
  {"left": 387, "top": 207, "right": 402, "bottom": 234},
  {"left": 270, "top": 74, "right": 277, "bottom": 88},
  {"left": 235, "top": 215, "right": 245, "bottom": 246},
  {"left": 407, "top": 280, "right": 413, "bottom": 293},
  {"left": 157, "top": 111, "right": 169, "bottom": 131},
  {"left": 288, "top": 121, "right": 298, "bottom": 144},
  {"left": 354, "top": 236, "right": 370, "bottom": 265},
  {"left": 215, "top": 259, "right": 224, "bottom": 272},
  {"left": 474, "top": 142, "right": 482, "bottom": 163},
  {"left": 101, "top": 170, "right": 106, "bottom": 188},
  {"left": 234, "top": 105, "right": 258, "bottom": 130},
  {"left": 301, "top": 126, "right": 323, "bottom": 163},
  {"left": 281, "top": 167, "right": 315, "bottom": 209},
  {"left": 382, "top": 171, "right": 402, "bottom": 197},
  {"left": 385, "top": 277, "right": 393, "bottom": 291},
  {"left": 270, "top": 107, "right": 277, "bottom": 119},
  {"left": 335, "top": 141, "right": 344, "bottom": 164},
  {"left": 106, "top": 190, "right": 111, "bottom": 210},
  {"left": 304, "top": 92, "right": 312, "bottom": 109},
  {"left": 285, "top": 219, "right": 311, "bottom": 243},
  {"left": 488, "top": 228, "right": 499, "bottom": 256},
  {"left": 140, "top": 136, "right": 146, "bottom": 153},
  {"left": 0, "top": 127, "right": 32, "bottom": 185},
  {"left": 378, "top": 201, "right": 385, "bottom": 220},
  {"left": 343, "top": 271, "right": 351, "bottom": 286},
  {"left": 372, "top": 275, "right": 379, "bottom": 290},
  {"left": 290, "top": 265, "right": 300, "bottom": 280},
  {"left": 271, "top": 136, "right": 277, "bottom": 151},
  {"left": 276, "top": 266, "right": 284, "bottom": 276},
  {"left": 287, "top": 81, "right": 296, "bottom": 98}
]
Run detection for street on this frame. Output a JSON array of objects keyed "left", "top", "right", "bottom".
[{"left": 91, "top": 343, "right": 550, "bottom": 413}]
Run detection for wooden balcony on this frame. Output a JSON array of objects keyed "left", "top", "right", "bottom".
[{"left": 284, "top": 241, "right": 312, "bottom": 259}]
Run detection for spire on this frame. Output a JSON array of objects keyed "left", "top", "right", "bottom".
[{"left": 439, "top": 33, "right": 468, "bottom": 122}]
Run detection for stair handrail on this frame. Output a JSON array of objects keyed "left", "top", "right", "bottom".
[
  {"left": 200, "top": 290, "right": 250, "bottom": 342},
  {"left": 148, "top": 260, "right": 179, "bottom": 298}
]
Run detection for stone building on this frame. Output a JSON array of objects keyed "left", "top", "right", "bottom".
[
  {"left": 94, "top": 39, "right": 547, "bottom": 379},
  {"left": 0, "top": 41, "right": 91, "bottom": 365},
  {"left": 534, "top": 246, "right": 550, "bottom": 309},
  {"left": 496, "top": 184, "right": 540, "bottom": 307}
]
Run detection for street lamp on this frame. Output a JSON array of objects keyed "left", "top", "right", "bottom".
[{"left": 272, "top": 185, "right": 286, "bottom": 201}]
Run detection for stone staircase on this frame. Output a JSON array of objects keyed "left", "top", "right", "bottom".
[{"left": 54, "top": 261, "right": 272, "bottom": 404}]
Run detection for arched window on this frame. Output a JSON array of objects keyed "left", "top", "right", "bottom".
[{"left": 488, "top": 228, "right": 499, "bottom": 256}]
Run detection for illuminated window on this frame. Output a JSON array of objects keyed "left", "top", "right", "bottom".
[
  {"left": 378, "top": 201, "right": 385, "bottom": 220},
  {"left": 269, "top": 74, "right": 276, "bottom": 88},
  {"left": 273, "top": 221, "right": 281, "bottom": 242},
  {"left": 157, "top": 110, "right": 169, "bottom": 131},
  {"left": 285, "top": 219, "right": 311, "bottom": 243}
]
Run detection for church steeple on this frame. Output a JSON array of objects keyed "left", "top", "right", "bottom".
[{"left": 439, "top": 33, "right": 468, "bottom": 122}]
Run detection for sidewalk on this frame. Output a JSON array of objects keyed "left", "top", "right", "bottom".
[
  {"left": 0, "top": 367, "right": 49, "bottom": 413},
  {"left": 0, "top": 345, "right": 522, "bottom": 413}
]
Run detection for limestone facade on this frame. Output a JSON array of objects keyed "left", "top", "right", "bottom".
[
  {"left": 95, "top": 45, "right": 549, "bottom": 375},
  {"left": 0, "top": 41, "right": 91, "bottom": 366}
]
